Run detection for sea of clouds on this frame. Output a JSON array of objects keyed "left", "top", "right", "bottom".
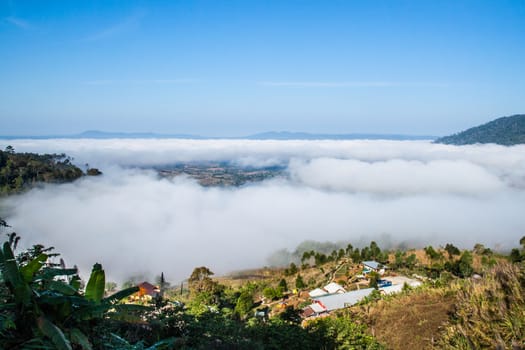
[{"left": 1, "top": 138, "right": 524, "bottom": 284}]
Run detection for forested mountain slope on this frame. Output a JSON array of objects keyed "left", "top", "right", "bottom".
[
  {"left": 435, "top": 114, "right": 525, "bottom": 145},
  {"left": 0, "top": 146, "right": 85, "bottom": 195}
]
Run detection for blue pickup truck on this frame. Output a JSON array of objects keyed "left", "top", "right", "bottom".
[{"left": 377, "top": 280, "right": 392, "bottom": 288}]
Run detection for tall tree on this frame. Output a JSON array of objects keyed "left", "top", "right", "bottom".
[
  {"left": 189, "top": 266, "right": 217, "bottom": 294},
  {"left": 444, "top": 243, "right": 460, "bottom": 259},
  {"left": 278, "top": 278, "right": 288, "bottom": 292},
  {"left": 369, "top": 241, "right": 381, "bottom": 260},
  {"left": 234, "top": 289, "right": 254, "bottom": 319},
  {"left": 295, "top": 274, "right": 305, "bottom": 289}
]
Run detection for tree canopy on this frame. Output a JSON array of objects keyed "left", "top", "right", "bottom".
[
  {"left": 0, "top": 147, "right": 84, "bottom": 195},
  {"left": 435, "top": 114, "right": 525, "bottom": 145}
]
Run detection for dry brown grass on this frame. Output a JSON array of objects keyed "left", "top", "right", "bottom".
[
  {"left": 439, "top": 261, "right": 525, "bottom": 349},
  {"left": 358, "top": 288, "right": 456, "bottom": 350},
  {"left": 215, "top": 267, "right": 279, "bottom": 289}
]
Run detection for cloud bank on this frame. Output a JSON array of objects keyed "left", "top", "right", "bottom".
[
  {"left": 289, "top": 158, "right": 505, "bottom": 195},
  {"left": 1, "top": 139, "right": 524, "bottom": 284}
]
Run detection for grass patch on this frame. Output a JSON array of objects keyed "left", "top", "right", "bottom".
[{"left": 358, "top": 287, "right": 456, "bottom": 350}]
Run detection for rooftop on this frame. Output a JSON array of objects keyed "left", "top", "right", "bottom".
[
  {"left": 324, "top": 282, "right": 346, "bottom": 294},
  {"left": 313, "top": 288, "right": 375, "bottom": 311},
  {"left": 309, "top": 288, "right": 328, "bottom": 297},
  {"left": 362, "top": 261, "right": 382, "bottom": 270}
]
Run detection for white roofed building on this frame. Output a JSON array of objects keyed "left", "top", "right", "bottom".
[
  {"left": 308, "top": 288, "right": 328, "bottom": 298},
  {"left": 323, "top": 282, "right": 346, "bottom": 294},
  {"left": 312, "top": 288, "right": 375, "bottom": 312},
  {"left": 362, "top": 260, "right": 386, "bottom": 275},
  {"left": 308, "top": 282, "right": 346, "bottom": 297}
]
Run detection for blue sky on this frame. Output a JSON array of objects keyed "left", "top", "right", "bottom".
[{"left": 1, "top": 0, "right": 524, "bottom": 136}]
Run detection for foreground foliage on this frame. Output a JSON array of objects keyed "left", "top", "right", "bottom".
[
  {"left": 2, "top": 216, "right": 524, "bottom": 349},
  {"left": 0, "top": 229, "right": 384, "bottom": 349},
  {"left": 0, "top": 232, "right": 149, "bottom": 349},
  {"left": 440, "top": 262, "right": 525, "bottom": 349}
]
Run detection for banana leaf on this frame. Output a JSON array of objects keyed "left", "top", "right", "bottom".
[
  {"left": 72, "top": 304, "right": 111, "bottom": 321},
  {"left": 47, "top": 280, "right": 78, "bottom": 296},
  {"left": 103, "top": 286, "right": 139, "bottom": 303},
  {"left": 38, "top": 267, "right": 78, "bottom": 280},
  {"left": 38, "top": 294, "right": 91, "bottom": 307},
  {"left": 20, "top": 253, "right": 47, "bottom": 283},
  {"left": 69, "top": 275, "right": 81, "bottom": 290},
  {"left": 146, "top": 337, "right": 180, "bottom": 350},
  {"left": 85, "top": 263, "right": 105, "bottom": 303},
  {"left": 1, "top": 242, "right": 32, "bottom": 306},
  {"left": 37, "top": 316, "right": 72, "bottom": 350},
  {"left": 69, "top": 328, "right": 93, "bottom": 350}
]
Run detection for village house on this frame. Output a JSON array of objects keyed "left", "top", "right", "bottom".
[
  {"left": 302, "top": 288, "right": 376, "bottom": 317},
  {"left": 362, "top": 260, "right": 386, "bottom": 275},
  {"left": 323, "top": 282, "right": 346, "bottom": 294},
  {"left": 312, "top": 288, "right": 375, "bottom": 312},
  {"left": 302, "top": 275, "right": 422, "bottom": 317},
  {"left": 130, "top": 282, "right": 161, "bottom": 303},
  {"left": 308, "top": 282, "right": 346, "bottom": 298},
  {"left": 302, "top": 301, "right": 329, "bottom": 317}
]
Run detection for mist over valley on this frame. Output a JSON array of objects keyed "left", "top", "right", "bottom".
[{"left": 1, "top": 138, "right": 524, "bottom": 284}]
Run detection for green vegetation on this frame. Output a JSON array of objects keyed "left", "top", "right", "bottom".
[
  {"left": 0, "top": 219, "right": 386, "bottom": 349},
  {"left": 440, "top": 262, "right": 525, "bottom": 349},
  {"left": 0, "top": 242, "right": 383, "bottom": 348},
  {"left": 435, "top": 114, "right": 525, "bottom": 145},
  {"left": 2, "top": 214, "right": 524, "bottom": 349},
  {"left": 295, "top": 274, "right": 305, "bottom": 289},
  {"left": 0, "top": 146, "right": 101, "bottom": 195},
  {"left": 0, "top": 231, "right": 148, "bottom": 349},
  {"left": 368, "top": 271, "right": 380, "bottom": 289},
  {"left": 294, "top": 240, "right": 389, "bottom": 271},
  {"left": 306, "top": 315, "right": 384, "bottom": 349}
]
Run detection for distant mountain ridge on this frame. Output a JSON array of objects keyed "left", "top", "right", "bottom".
[
  {"left": 246, "top": 131, "right": 435, "bottom": 140},
  {"left": 0, "top": 130, "right": 436, "bottom": 141},
  {"left": 76, "top": 130, "right": 202, "bottom": 139},
  {"left": 435, "top": 114, "right": 525, "bottom": 146}
]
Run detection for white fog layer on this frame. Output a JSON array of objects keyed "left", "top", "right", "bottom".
[{"left": 1, "top": 139, "right": 524, "bottom": 283}]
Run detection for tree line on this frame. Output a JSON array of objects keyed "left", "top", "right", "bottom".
[{"left": 0, "top": 146, "right": 101, "bottom": 195}]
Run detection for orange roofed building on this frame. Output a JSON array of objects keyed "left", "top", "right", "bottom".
[{"left": 130, "top": 282, "right": 161, "bottom": 303}]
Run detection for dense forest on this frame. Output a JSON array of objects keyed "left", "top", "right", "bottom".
[
  {"left": 435, "top": 114, "right": 525, "bottom": 145},
  {"left": 0, "top": 146, "right": 100, "bottom": 195}
]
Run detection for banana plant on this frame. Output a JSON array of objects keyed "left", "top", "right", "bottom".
[{"left": 0, "top": 236, "right": 146, "bottom": 350}]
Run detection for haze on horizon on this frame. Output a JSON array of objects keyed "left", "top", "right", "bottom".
[{"left": 1, "top": 0, "right": 525, "bottom": 136}]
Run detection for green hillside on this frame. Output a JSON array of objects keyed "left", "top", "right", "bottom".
[
  {"left": 0, "top": 146, "right": 85, "bottom": 195},
  {"left": 435, "top": 114, "right": 525, "bottom": 145},
  {"left": 1, "top": 225, "right": 524, "bottom": 349}
]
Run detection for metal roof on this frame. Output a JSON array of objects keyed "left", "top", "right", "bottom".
[
  {"left": 313, "top": 288, "right": 374, "bottom": 311},
  {"left": 323, "top": 282, "right": 346, "bottom": 294},
  {"left": 362, "top": 260, "right": 381, "bottom": 270},
  {"left": 309, "top": 288, "right": 328, "bottom": 297},
  {"left": 310, "top": 302, "right": 327, "bottom": 313}
]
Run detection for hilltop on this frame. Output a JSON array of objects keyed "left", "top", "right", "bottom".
[
  {"left": 0, "top": 146, "right": 100, "bottom": 195},
  {"left": 435, "top": 114, "right": 525, "bottom": 145},
  {"left": 209, "top": 240, "right": 525, "bottom": 350}
]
